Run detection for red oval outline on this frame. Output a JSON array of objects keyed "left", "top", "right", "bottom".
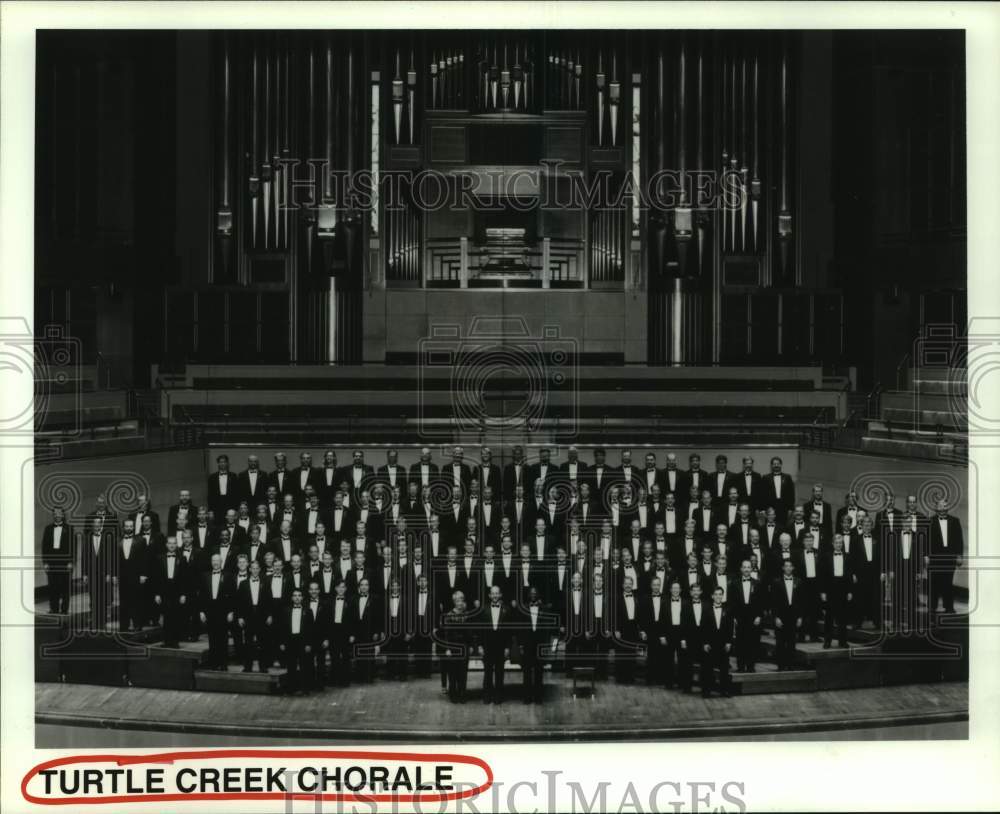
[{"left": 21, "top": 749, "right": 494, "bottom": 806}]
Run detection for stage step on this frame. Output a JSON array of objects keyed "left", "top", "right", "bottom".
[
  {"left": 128, "top": 645, "right": 203, "bottom": 690},
  {"left": 730, "top": 664, "right": 818, "bottom": 695},
  {"left": 194, "top": 666, "right": 287, "bottom": 694}
]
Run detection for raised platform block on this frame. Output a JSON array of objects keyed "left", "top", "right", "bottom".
[
  {"left": 128, "top": 645, "right": 203, "bottom": 690},
  {"left": 730, "top": 664, "right": 818, "bottom": 695},
  {"left": 194, "top": 666, "right": 286, "bottom": 695}
]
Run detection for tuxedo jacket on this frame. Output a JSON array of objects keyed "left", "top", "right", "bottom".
[
  {"left": 708, "top": 470, "right": 737, "bottom": 504},
  {"left": 639, "top": 593, "right": 671, "bottom": 638},
  {"left": 474, "top": 463, "right": 502, "bottom": 495},
  {"left": 151, "top": 551, "right": 189, "bottom": 599},
  {"left": 130, "top": 508, "right": 161, "bottom": 536},
  {"left": 660, "top": 468, "right": 685, "bottom": 499},
  {"left": 166, "top": 503, "right": 196, "bottom": 536},
  {"left": 407, "top": 461, "right": 440, "bottom": 491},
  {"left": 268, "top": 535, "right": 301, "bottom": 564},
  {"left": 115, "top": 535, "right": 149, "bottom": 580},
  {"left": 727, "top": 575, "right": 765, "bottom": 618},
  {"left": 766, "top": 548, "right": 804, "bottom": 579},
  {"left": 268, "top": 468, "right": 293, "bottom": 499},
  {"left": 238, "top": 469, "right": 270, "bottom": 507},
  {"left": 819, "top": 551, "right": 855, "bottom": 593},
  {"left": 760, "top": 473, "right": 796, "bottom": 517},
  {"left": 474, "top": 603, "right": 514, "bottom": 651},
  {"left": 770, "top": 575, "right": 804, "bottom": 619},
  {"left": 559, "top": 460, "right": 590, "bottom": 487},
  {"left": 81, "top": 529, "right": 117, "bottom": 579},
  {"left": 41, "top": 523, "right": 75, "bottom": 567},
  {"left": 502, "top": 462, "right": 528, "bottom": 503},
  {"left": 681, "top": 601, "right": 709, "bottom": 645},
  {"left": 375, "top": 464, "right": 408, "bottom": 496},
  {"left": 264, "top": 572, "right": 295, "bottom": 612},
  {"left": 199, "top": 571, "right": 234, "bottom": 615},
  {"left": 441, "top": 462, "right": 472, "bottom": 498},
  {"left": 280, "top": 604, "right": 317, "bottom": 644},
  {"left": 207, "top": 472, "right": 241, "bottom": 515},
  {"left": 337, "top": 464, "right": 375, "bottom": 496},
  {"left": 526, "top": 462, "right": 557, "bottom": 493},
  {"left": 701, "top": 604, "right": 735, "bottom": 647},
  {"left": 801, "top": 500, "right": 834, "bottom": 537},
  {"left": 351, "top": 594, "right": 383, "bottom": 645},
  {"left": 207, "top": 541, "right": 245, "bottom": 575},
  {"left": 930, "top": 514, "right": 964, "bottom": 560},
  {"left": 734, "top": 471, "right": 763, "bottom": 509}
]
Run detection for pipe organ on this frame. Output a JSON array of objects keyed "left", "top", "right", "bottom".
[{"left": 207, "top": 31, "right": 808, "bottom": 365}]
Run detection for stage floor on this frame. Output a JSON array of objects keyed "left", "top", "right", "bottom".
[{"left": 35, "top": 677, "right": 968, "bottom": 746}]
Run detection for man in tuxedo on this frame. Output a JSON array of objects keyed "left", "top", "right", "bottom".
[
  {"left": 115, "top": 519, "right": 148, "bottom": 631},
  {"left": 410, "top": 573, "right": 435, "bottom": 677},
  {"left": 761, "top": 456, "right": 795, "bottom": 521},
  {"left": 729, "top": 502, "right": 755, "bottom": 550},
  {"left": 82, "top": 519, "right": 115, "bottom": 630},
  {"left": 588, "top": 447, "right": 612, "bottom": 496},
  {"left": 710, "top": 455, "right": 734, "bottom": 508},
  {"left": 680, "top": 582, "right": 706, "bottom": 692},
  {"left": 616, "top": 449, "right": 637, "bottom": 493},
  {"left": 853, "top": 515, "right": 883, "bottom": 629},
  {"left": 798, "top": 510, "right": 827, "bottom": 553},
  {"left": 277, "top": 588, "right": 314, "bottom": 693},
  {"left": 700, "top": 586, "right": 734, "bottom": 697},
  {"left": 889, "top": 497, "right": 928, "bottom": 632},
  {"left": 561, "top": 445, "right": 589, "bottom": 488},
  {"left": 41, "top": 508, "right": 74, "bottom": 614},
  {"left": 476, "top": 446, "right": 501, "bottom": 496},
  {"left": 327, "top": 580, "right": 353, "bottom": 684},
  {"left": 743, "top": 527, "right": 770, "bottom": 588},
  {"left": 207, "top": 454, "right": 238, "bottom": 520},
  {"left": 269, "top": 519, "right": 299, "bottom": 565},
  {"left": 771, "top": 558, "right": 803, "bottom": 670},
  {"left": 476, "top": 585, "right": 512, "bottom": 704},
  {"left": 151, "top": 535, "right": 188, "bottom": 647},
  {"left": 640, "top": 576, "right": 668, "bottom": 686},
  {"left": 237, "top": 455, "right": 268, "bottom": 509},
  {"left": 382, "top": 577, "right": 410, "bottom": 680},
  {"left": 479, "top": 485, "right": 501, "bottom": 548},
  {"left": 287, "top": 452, "right": 316, "bottom": 504},
  {"left": 130, "top": 493, "right": 161, "bottom": 537},
  {"left": 874, "top": 490, "right": 902, "bottom": 543},
  {"left": 444, "top": 447, "right": 472, "bottom": 501},
  {"left": 199, "top": 553, "right": 233, "bottom": 670},
  {"left": 662, "top": 579, "right": 687, "bottom": 689},
  {"left": 835, "top": 490, "right": 863, "bottom": 534},
  {"left": 660, "top": 452, "right": 682, "bottom": 499},
  {"left": 730, "top": 558, "right": 763, "bottom": 672},
  {"left": 759, "top": 506, "right": 784, "bottom": 551},
  {"left": 820, "top": 534, "right": 854, "bottom": 648},
  {"left": 167, "top": 489, "right": 194, "bottom": 536},
  {"left": 350, "top": 577, "right": 381, "bottom": 682},
  {"left": 344, "top": 449, "right": 375, "bottom": 498},
  {"left": 376, "top": 448, "right": 407, "bottom": 497},
  {"left": 502, "top": 446, "right": 527, "bottom": 504},
  {"left": 235, "top": 559, "right": 272, "bottom": 671},
  {"left": 300, "top": 494, "right": 329, "bottom": 541},
  {"left": 799, "top": 532, "right": 823, "bottom": 640},
  {"left": 529, "top": 518, "right": 555, "bottom": 564},
  {"left": 802, "top": 484, "right": 833, "bottom": 541},
  {"left": 518, "top": 585, "right": 556, "bottom": 704},
  {"left": 735, "top": 457, "right": 762, "bottom": 512},
  {"left": 439, "top": 589, "right": 473, "bottom": 702},
  {"left": 408, "top": 447, "right": 438, "bottom": 492},
  {"left": 612, "top": 576, "right": 641, "bottom": 683},
  {"left": 693, "top": 490, "right": 716, "bottom": 541},
  {"left": 527, "top": 447, "right": 556, "bottom": 495},
  {"left": 929, "top": 498, "right": 964, "bottom": 614},
  {"left": 588, "top": 572, "right": 613, "bottom": 677},
  {"left": 267, "top": 452, "right": 290, "bottom": 499},
  {"left": 562, "top": 571, "right": 590, "bottom": 671}
]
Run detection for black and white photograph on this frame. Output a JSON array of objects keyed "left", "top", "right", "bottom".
[{"left": 3, "top": 3, "right": 1000, "bottom": 813}]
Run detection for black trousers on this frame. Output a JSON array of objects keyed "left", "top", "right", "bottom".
[
  {"left": 283, "top": 635, "right": 314, "bottom": 690},
  {"left": 521, "top": 657, "right": 544, "bottom": 701},
  {"left": 87, "top": 575, "right": 110, "bottom": 629},
  {"left": 774, "top": 616, "right": 797, "bottom": 668},
  {"left": 205, "top": 610, "right": 229, "bottom": 669},
  {"left": 734, "top": 616, "right": 760, "bottom": 669},
  {"left": 384, "top": 636, "right": 409, "bottom": 679},
  {"left": 645, "top": 637, "right": 666, "bottom": 685},
  {"left": 890, "top": 565, "right": 920, "bottom": 627},
  {"left": 46, "top": 566, "right": 71, "bottom": 614},
  {"left": 482, "top": 646, "right": 505, "bottom": 698},
  {"left": 159, "top": 595, "right": 183, "bottom": 646},
  {"left": 329, "top": 630, "right": 352, "bottom": 684},
  {"left": 824, "top": 585, "right": 851, "bottom": 644},
  {"left": 800, "top": 580, "right": 821, "bottom": 637},
  {"left": 410, "top": 632, "right": 433, "bottom": 676},
  {"left": 855, "top": 567, "right": 882, "bottom": 626},
  {"left": 700, "top": 643, "right": 731, "bottom": 695},
  {"left": 929, "top": 560, "right": 958, "bottom": 613},
  {"left": 118, "top": 573, "right": 144, "bottom": 630},
  {"left": 241, "top": 618, "right": 267, "bottom": 670},
  {"left": 445, "top": 652, "right": 469, "bottom": 699}
]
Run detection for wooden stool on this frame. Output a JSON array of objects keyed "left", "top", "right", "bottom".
[{"left": 571, "top": 666, "right": 595, "bottom": 698}]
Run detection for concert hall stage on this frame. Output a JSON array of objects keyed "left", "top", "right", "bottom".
[{"left": 35, "top": 678, "right": 967, "bottom": 747}]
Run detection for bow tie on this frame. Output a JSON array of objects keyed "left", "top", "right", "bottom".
[
  {"left": 166, "top": 554, "right": 176, "bottom": 558},
  {"left": 593, "top": 591, "right": 603, "bottom": 596},
  {"left": 624, "top": 592, "right": 634, "bottom": 598},
  {"left": 692, "top": 600, "right": 701, "bottom": 605},
  {"left": 834, "top": 552, "right": 843, "bottom": 556},
  {"left": 573, "top": 588, "right": 582, "bottom": 593},
  {"left": 221, "top": 543, "right": 229, "bottom": 548},
  {"left": 491, "top": 602, "right": 501, "bottom": 608},
  {"left": 671, "top": 598, "right": 680, "bottom": 602},
  {"left": 250, "top": 577, "right": 259, "bottom": 582},
  {"left": 688, "top": 569, "right": 697, "bottom": 574},
  {"left": 212, "top": 570, "right": 222, "bottom": 575},
  {"left": 336, "top": 596, "right": 345, "bottom": 601},
  {"left": 742, "top": 577, "right": 751, "bottom": 582},
  {"left": 785, "top": 577, "right": 793, "bottom": 581},
  {"left": 123, "top": 535, "right": 133, "bottom": 540}
]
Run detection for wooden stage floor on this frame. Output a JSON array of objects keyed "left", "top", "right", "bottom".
[{"left": 35, "top": 677, "right": 968, "bottom": 746}]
